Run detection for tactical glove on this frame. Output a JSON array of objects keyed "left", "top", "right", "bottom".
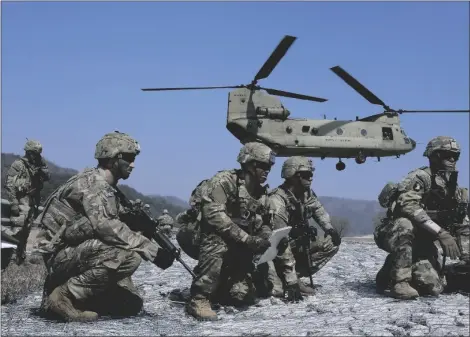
[
  {"left": 437, "top": 230, "right": 461, "bottom": 260},
  {"left": 153, "top": 248, "right": 175, "bottom": 270},
  {"left": 325, "top": 228, "right": 341, "bottom": 246},
  {"left": 10, "top": 205, "right": 20, "bottom": 217},
  {"left": 284, "top": 283, "right": 303, "bottom": 303},
  {"left": 277, "top": 237, "right": 289, "bottom": 254},
  {"left": 246, "top": 236, "right": 271, "bottom": 255}
]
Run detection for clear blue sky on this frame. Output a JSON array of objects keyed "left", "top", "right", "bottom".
[{"left": 2, "top": 2, "right": 469, "bottom": 201}]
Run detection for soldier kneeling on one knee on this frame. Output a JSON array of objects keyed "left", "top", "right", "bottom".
[
  {"left": 33, "top": 131, "right": 175, "bottom": 322},
  {"left": 374, "top": 136, "right": 469, "bottom": 300}
]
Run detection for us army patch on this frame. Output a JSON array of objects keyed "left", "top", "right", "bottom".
[{"left": 413, "top": 182, "right": 422, "bottom": 191}]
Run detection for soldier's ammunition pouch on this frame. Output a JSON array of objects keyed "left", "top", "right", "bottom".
[
  {"left": 62, "top": 215, "right": 94, "bottom": 246},
  {"left": 176, "top": 210, "right": 201, "bottom": 260}
]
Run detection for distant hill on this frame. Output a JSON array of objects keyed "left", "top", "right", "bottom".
[
  {"left": 1, "top": 152, "right": 386, "bottom": 235},
  {"left": 1, "top": 153, "right": 187, "bottom": 218}
]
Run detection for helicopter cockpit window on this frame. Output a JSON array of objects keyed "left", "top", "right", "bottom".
[
  {"left": 382, "top": 127, "right": 393, "bottom": 141},
  {"left": 336, "top": 128, "right": 343, "bottom": 135},
  {"left": 361, "top": 129, "right": 367, "bottom": 136}
]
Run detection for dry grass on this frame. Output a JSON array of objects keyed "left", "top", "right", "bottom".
[
  {"left": 2, "top": 228, "right": 47, "bottom": 305},
  {"left": 1, "top": 254, "right": 46, "bottom": 305}
]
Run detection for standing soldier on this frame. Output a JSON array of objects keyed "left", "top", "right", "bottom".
[
  {"left": 181, "top": 142, "right": 275, "bottom": 321},
  {"left": 157, "top": 209, "right": 174, "bottom": 236},
  {"left": 263, "top": 156, "right": 341, "bottom": 299},
  {"left": 33, "top": 131, "right": 175, "bottom": 322},
  {"left": 4, "top": 139, "right": 50, "bottom": 264},
  {"left": 374, "top": 136, "right": 469, "bottom": 299}
]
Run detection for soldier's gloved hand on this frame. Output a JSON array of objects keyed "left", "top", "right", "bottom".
[
  {"left": 10, "top": 205, "right": 20, "bottom": 217},
  {"left": 246, "top": 236, "right": 271, "bottom": 255},
  {"left": 153, "top": 248, "right": 175, "bottom": 270},
  {"left": 437, "top": 229, "right": 461, "bottom": 260},
  {"left": 277, "top": 237, "right": 289, "bottom": 254},
  {"left": 284, "top": 283, "right": 303, "bottom": 303},
  {"left": 325, "top": 228, "right": 341, "bottom": 246}
]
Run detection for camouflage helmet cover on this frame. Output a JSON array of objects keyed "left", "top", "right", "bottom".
[
  {"left": 423, "top": 136, "right": 460, "bottom": 158},
  {"left": 237, "top": 142, "right": 276, "bottom": 165},
  {"left": 24, "top": 139, "right": 42, "bottom": 153},
  {"left": 94, "top": 130, "right": 141, "bottom": 159},
  {"left": 281, "top": 156, "right": 314, "bottom": 179},
  {"left": 163, "top": 209, "right": 168, "bottom": 214}
]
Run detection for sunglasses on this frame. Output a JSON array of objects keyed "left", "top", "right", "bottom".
[
  {"left": 118, "top": 154, "right": 137, "bottom": 163},
  {"left": 437, "top": 151, "right": 460, "bottom": 161},
  {"left": 253, "top": 161, "right": 273, "bottom": 171},
  {"left": 297, "top": 171, "right": 313, "bottom": 179}
]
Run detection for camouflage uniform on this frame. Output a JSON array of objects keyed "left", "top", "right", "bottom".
[
  {"left": 374, "top": 136, "right": 468, "bottom": 299},
  {"left": 157, "top": 209, "right": 174, "bottom": 235},
  {"left": 184, "top": 142, "right": 274, "bottom": 321},
  {"left": 265, "top": 157, "right": 341, "bottom": 297},
  {"left": 34, "top": 131, "right": 175, "bottom": 322},
  {"left": 3, "top": 139, "right": 50, "bottom": 264}
]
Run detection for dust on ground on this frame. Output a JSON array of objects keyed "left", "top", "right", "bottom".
[{"left": 1, "top": 241, "right": 468, "bottom": 336}]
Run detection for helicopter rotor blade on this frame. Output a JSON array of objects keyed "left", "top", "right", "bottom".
[
  {"left": 330, "top": 66, "right": 390, "bottom": 109},
  {"left": 253, "top": 35, "right": 297, "bottom": 82},
  {"left": 141, "top": 85, "right": 244, "bottom": 91},
  {"left": 397, "top": 109, "right": 470, "bottom": 113},
  {"left": 262, "top": 87, "right": 328, "bottom": 102}
]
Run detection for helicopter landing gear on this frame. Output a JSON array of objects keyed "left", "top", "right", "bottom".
[
  {"left": 336, "top": 160, "right": 346, "bottom": 171},
  {"left": 355, "top": 152, "right": 366, "bottom": 164}
]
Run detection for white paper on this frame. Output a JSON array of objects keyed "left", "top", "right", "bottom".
[{"left": 253, "top": 226, "right": 292, "bottom": 266}]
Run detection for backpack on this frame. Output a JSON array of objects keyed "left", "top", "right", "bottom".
[{"left": 378, "top": 167, "right": 432, "bottom": 209}]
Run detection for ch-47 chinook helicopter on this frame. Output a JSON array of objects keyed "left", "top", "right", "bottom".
[{"left": 141, "top": 35, "right": 470, "bottom": 171}]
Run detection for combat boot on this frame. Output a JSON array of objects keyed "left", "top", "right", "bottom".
[
  {"left": 186, "top": 297, "right": 218, "bottom": 321},
  {"left": 298, "top": 280, "right": 315, "bottom": 296},
  {"left": 390, "top": 282, "right": 419, "bottom": 300},
  {"left": 45, "top": 284, "right": 99, "bottom": 322},
  {"left": 376, "top": 255, "right": 393, "bottom": 294}
]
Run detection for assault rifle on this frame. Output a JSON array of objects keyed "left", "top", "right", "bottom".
[{"left": 115, "top": 188, "right": 196, "bottom": 278}]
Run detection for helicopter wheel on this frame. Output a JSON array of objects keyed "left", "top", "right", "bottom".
[
  {"left": 336, "top": 160, "right": 346, "bottom": 171},
  {"left": 355, "top": 152, "right": 366, "bottom": 164}
]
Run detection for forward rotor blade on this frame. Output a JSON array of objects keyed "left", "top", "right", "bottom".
[
  {"left": 397, "top": 109, "right": 470, "bottom": 113},
  {"left": 141, "top": 85, "right": 243, "bottom": 91},
  {"left": 254, "top": 35, "right": 297, "bottom": 82},
  {"left": 263, "top": 87, "right": 328, "bottom": 102},
  {"left": 330, "top": 66, "right": 389, "bottom": 109}
]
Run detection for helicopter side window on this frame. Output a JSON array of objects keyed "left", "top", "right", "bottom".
[{"left": 382, "top": 127, "right": 393, "bottom": 141}]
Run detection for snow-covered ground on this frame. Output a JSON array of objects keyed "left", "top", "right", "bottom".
[{"left": 2, "top": 240, "right": 468, "bottom": 336}]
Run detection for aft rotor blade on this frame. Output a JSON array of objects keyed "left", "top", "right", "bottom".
[
  {"left": 330, "top": 66, "right": 389, "bottom": 108},
  {"left": 398, "top": 109, "right": 470, "bottom": 113},
  {"left": 263, "top": 87, "right": 328, "bottom": 102},
  {"left": 254, "top": 35, "right": 297, "bottom": 82},
  {"left": 141, "top": 85, "right": 243, "bottom": 91}
]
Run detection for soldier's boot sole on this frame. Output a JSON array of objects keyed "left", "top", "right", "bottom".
[
  {"left": 390, "top": 282, "right": 419, "bottom": 300},
  {"left": 46, "top": 284, "right": 99, "bottom": 322},
  {"left": 185, "top": 298, "right": 218, "bottom": 321}
]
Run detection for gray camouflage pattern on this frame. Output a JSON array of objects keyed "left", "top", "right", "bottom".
[
  {"left": 4, "top": 156, "right": 50, "bottom": 258},
  {"left": 281, "top": 156, "right": 314, "bottom": 179},
  {"left": 236, "top": 142, "right": 276, "bottom": 165},
  {"left": 24, "top": 139, "right": 43, "bottom": 153},
  {"left": 423, "top": 136, "right": 460, "bottom": 157},
  {"left": 375, "top": 165, "right": 469, "bottom": 295},
  {"left": 94, "top": 131, "right": 141, "bottom": 159},
  {"left": 189, "top": 169, "right": 271, "bottom": 306},
  {"left": 264, "top": 186, "right": 339, "bottom": 290},
  {"left": 34, "top": 167, "right": 161, "bottom": 313}
]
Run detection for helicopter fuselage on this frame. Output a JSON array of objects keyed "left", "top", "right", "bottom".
[{"left": 226, "top": 88, "right": 416, "bottom": 160}]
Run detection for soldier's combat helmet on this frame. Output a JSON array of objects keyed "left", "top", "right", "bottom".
[
  {"left": 281, "top": 156, "right": 314, "bottom": 179},
  {"left": 423, "top": 136, "right": 460, "bottom": 158},
  {"left": 24, "top": 139, "right": 43, "bottom": 154},
  {"left": 94, "top": 130, "right": 141, "bottom": 159},
  {"left": 237, "top": 142, "right": 276, "bottom": 165},
  {"left": 163, "top": 209, "right": 169, "bottom": 214}
]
